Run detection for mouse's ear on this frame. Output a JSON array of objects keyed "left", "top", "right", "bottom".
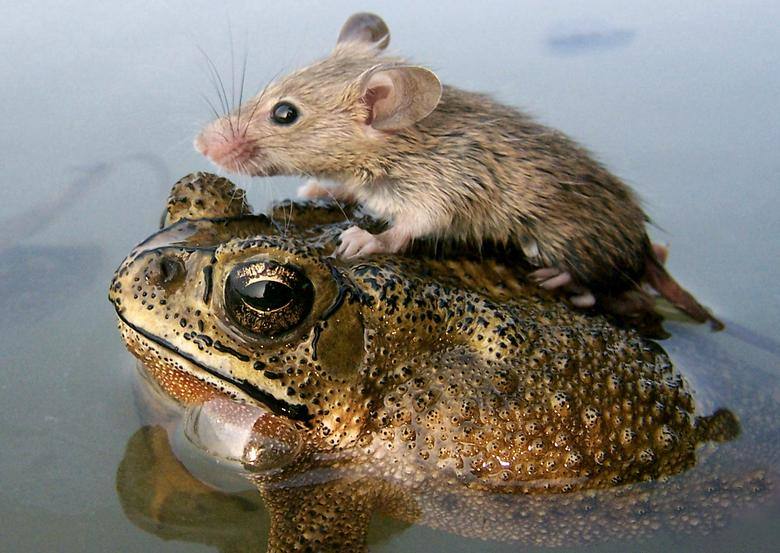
[
  {"left": 358, "top": 65, "right": 442, "bottom": 131},
  {"left": 337, "top": 13, "right": 390, "bottom": 50}
]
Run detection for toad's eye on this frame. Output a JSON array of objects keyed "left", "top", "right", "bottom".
[
  {"left": 270, "top": 102, "right": 299, "bottom": 125},
  {"left": 225, "top": 261, "right": 313, "bottom": 338}
]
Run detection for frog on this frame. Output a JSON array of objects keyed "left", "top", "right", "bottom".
[{"left": 109, "top": 173, "right": 776, "bottom": 552}]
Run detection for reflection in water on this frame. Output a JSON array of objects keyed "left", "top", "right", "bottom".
[
  {"left": 110, "top": 174, "right": 777, "bottom": 552},
  {"left": 115, "top": 383, "right": 771, "bottom": 552},
  {"left": 117, "top": 424, "right": 412, "bottom": 553},
  {"left": 117, "top": 425, "right": 270, "bottom": 553}
]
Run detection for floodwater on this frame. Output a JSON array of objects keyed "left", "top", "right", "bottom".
[{"left": 1, "top": 1, "right": 778, "bottom": 552}]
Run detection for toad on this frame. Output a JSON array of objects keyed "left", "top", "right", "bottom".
[{"left": 110, "top": 173, "right": 764, "bottom": 552}]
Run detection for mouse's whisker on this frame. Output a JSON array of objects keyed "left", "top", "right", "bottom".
[
  {"left": 226, "top": 174, "right": 246, "bottom": 208},
  {"left": 200, "top": 93, "right": 224, "bottom": 123},
  {"left": 196, "top": 46, "right": 228, "bottom": 115},
  {"left": 286, "top": 199, "right": 295, "bottom": 235},
  {"left": 196, "top": 45, "right": 235, "bottom": 135},
  {"left": 236, "top": 45, "right": 249, "bottom": 139},
  {"left": 242, "top": 100, "right": 260, "bottom": 138},
  {"left": 242, "top": 68, "right": 284, "bottom": 137},
  {"left": 323, "top": 188, "right": 353, "bottom": 226},
  {"left": 200, "top": 69, "right": 227, "bottom": 121},
  {"left": 278, "top": 196, "right": 293, "bottom": 237},
  {"left": 227, "top": 13, "right": 236, "bottom": 113}
]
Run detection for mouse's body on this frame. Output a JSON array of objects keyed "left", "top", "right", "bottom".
[
  {"left": 195, "top": 13, "right": 720, "bottom": 327},
  {"left": 335, "top": 84, "right": 651, "bottom": 292}
]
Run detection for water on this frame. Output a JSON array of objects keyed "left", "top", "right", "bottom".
[{"left": 1, "top": 1, "right": 778, "bottom": 551}]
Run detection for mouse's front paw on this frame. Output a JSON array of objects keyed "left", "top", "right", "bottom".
[
  {"left": 336, "top": 226, "right": 389, "bottom": 258},
  {"left": 297, "top": 179, "right": 331, "bottom": 200}
]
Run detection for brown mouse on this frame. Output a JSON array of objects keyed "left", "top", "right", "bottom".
[{"left": 194, "top": 12, "right": 721, "bottom": 328}]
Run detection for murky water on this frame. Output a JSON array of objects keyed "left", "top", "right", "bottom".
[{"left": 1, "top": 1, "right": 778, "bottom": 552}]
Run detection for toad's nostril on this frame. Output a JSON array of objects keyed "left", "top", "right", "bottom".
[
  {"left": 159, "top": 256, "right": 184, "bottom": 284},
  {"left": 147, "top": 255, "right": 186, "bottom": 290}
]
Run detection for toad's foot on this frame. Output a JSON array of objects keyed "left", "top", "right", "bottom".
[
  {"left": 337, "top": 226, "right": 391, "bottom": 258},
  {"left": 297, "top": 179, "right": 332, "bottom": 200},
  {"left": 529, "top": 267, "right": 596, "bottom": 308}
]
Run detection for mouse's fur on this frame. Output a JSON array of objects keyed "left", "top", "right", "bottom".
[{"left": 195, "top": 13, "right": 720, "bottom": 328}]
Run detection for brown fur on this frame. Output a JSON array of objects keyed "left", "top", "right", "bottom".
[{"left": 195, "top": 13, "right": 719, "bottom": 327}]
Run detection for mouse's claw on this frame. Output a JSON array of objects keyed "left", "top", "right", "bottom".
[
  {"left": 539, "top": 271, "right": 573, "bottom": 290},
  {"left": 529, "top": 267, "right": 571, "bottom": 289},
  {"left": 529, "top": 267, "right": 596, "bottom": 308},
  {"left": 570, "top": 292, "right": 596, "bottom": 308},
  {"left": 337, "top": 226, "right": 389, "bottom": 258}
]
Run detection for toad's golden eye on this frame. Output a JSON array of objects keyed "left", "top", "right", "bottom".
[{"left": 225, "top": 261, "right": 313, "bottom": 338}]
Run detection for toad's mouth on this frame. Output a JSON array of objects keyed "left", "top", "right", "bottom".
[{"left": 115, "top": 316, "right": 312, "bottom": 423}]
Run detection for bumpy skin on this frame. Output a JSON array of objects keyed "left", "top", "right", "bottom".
[{"left": 111, "top": 174, "right": 749, "bottom": 552}]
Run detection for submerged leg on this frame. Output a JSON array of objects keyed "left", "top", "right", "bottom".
[{"left": 259, "top": 477, "right": 378, "bottom": 553}]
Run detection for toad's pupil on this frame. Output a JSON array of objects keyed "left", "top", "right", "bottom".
[
  {"left": 271, "top": 102, "right": 298, "bottom": 124},
  {"left": 242, "top": 280, "right": 293, "bottom": 311}
]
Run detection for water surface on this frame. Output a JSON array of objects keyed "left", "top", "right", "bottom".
[{"left": 1, "top": 1, "right": 778, "bottom": 552}]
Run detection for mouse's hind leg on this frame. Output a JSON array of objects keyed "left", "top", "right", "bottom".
[{"left": 529, "top": 267, "right": 596, "bottom": 307}]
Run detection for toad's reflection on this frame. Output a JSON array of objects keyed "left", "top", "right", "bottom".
[
  {"left": 112, "top": 174, "right": 775, "bottom": 552},
  {"left": 116, "top": 379, "right": 771, "bottom": 553}
]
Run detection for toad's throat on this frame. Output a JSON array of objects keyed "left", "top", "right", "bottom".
[{"left": 116, "top": 312, "right": 312, "bottom": 423}]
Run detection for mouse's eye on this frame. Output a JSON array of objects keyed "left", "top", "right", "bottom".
[
  {"left": 270, "top": 102, "right": 299, "bottom": 125},
  {"left": 224, "top": 260, "right": 313, "bottom": 338}
]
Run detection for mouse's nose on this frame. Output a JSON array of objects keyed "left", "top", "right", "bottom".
[
  {"left": 193, "top": 133, "right": 209, "bottom": 155},
  {"left": 195, "top": 121, "right": 258, "bottom": 174}
]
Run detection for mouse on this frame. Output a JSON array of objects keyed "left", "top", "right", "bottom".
[{"left": 194, "top": 12, "right": 721, "bottom": 329}]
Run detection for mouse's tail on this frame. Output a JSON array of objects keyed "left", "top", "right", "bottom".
[{"left": 644, "top": 254, "right": 724, "bottom": 330}]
